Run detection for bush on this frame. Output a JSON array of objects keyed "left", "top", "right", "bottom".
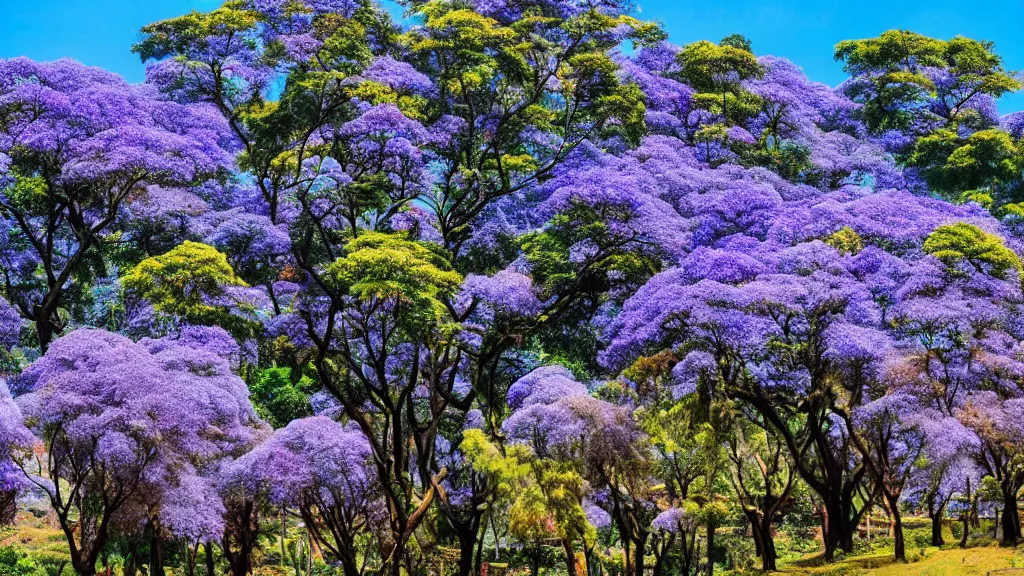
[
  {"left": 0, "top": 547, "right": 47, "bottom": 576},
  {"left": 720, "top": 535, "right": 756, "bottom": 571}
]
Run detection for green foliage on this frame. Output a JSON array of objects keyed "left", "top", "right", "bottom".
[
  {"left": 961, "top": 190, "right": 995, "bottom": 209},
  {"left": 719, "top": 33, "right": 753, "bottom": 52},
  {"left": 520, "top": 211, "right": 658, "bottom": 300},
  {"left": 327, "top": 232, "right": 462, "bottom": 330},
  {"left": 462, "top": 429, "right": 594, "bottom": 550},
  {"left": 923, "top": 222, "right": 1023, "bottom": 279},
  {"left": 0, "top": 547, "right": 47, "bottom": 576},
  {"left": 677, "top": 40, "right": 764, "bottom": 94},
  {"left": 248, "top": 367, "right": 318, "bottom": 428},
  {"left": 835, "top": 31, "right": 1020, "bottom": 134},
  {"left": 122, "top": 241, "right": 252, "bottom": 335},
  {"left": 911, "top": 129, "right": 1020, "bottom": 198},
  {"left": 460, "top": 429, "right": 531, "bottom": 497},
  {"left": 134, "top": 7, "right": 259, "bottom": 61}
]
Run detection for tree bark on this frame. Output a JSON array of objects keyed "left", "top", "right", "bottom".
[
  {"left": 562, "top": 539, "right": 578, "bottom": 576},
  {"left": 150, "top": 527, "right": 165, "bottom": 576},
  {"left": 0, "top": 490, "right": 15, "bottom": 525},
  {"left": 931, "top": 509, "right": 945, "bottom": 547},
  {"left": 751, "top": 518, "right": 777, "bottom": 571},
  {"left": 705, "top": 519, "right": 715, "bottom": 576},
  {"left": 633, "top": 533, "right": 647, "bottom": 576},
  {"left": 205, "top": 543, "right": 216, "bottom": 576},
  {"left": 888, "top": 496, "right": 905, "bottom": 563},
  {"left": 1001, "top": 485, "right": 1021, "bottom": 546},
  {"left": 455, "top": 519, "right": 480, "bottom": 576},
  {"left": 820, "top": 498, "right": 854, "bottom": 562},
  {"left": 960, "top": 505, "right": 970, "bottom": 549}
]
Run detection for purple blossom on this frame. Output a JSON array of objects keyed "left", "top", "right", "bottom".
[
  {"left": 507, "top": 366, "right": 588, "bottom": 411},
  {"left": 0, "top": 298, "right": 20, "bottom": 353}
]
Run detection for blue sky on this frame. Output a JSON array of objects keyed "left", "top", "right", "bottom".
[{"left": 1, "top": 0, "right": 1022, "bottom": 113}]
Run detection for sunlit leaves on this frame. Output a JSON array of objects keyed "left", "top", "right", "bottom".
[
  {"left": 327, "top": 232, "right": 462, "bottom": 329},
  {"left": 923, "top": 222, "right": 1023, "bottom": 279}
]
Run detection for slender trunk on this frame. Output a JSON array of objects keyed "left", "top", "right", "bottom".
[
  {"left": 205, "top": 543, "right": 215, "bottom": 576},
  {"left": 971, "top": 491, "right": 980, "bottom": 529},
  {"left": 1001, "top": 485, "right": 1021, "bottom": 545},
  {"left": 531, "top": 542, "right": 540, "bottom": 576},
  {"left": 474, "top": 517, "right": 487, "bottom": 576},
  {"left": 150, "top": 529, "right": 165, "bottom": 576},
  {"left": 889, "top": 498, "right": 905, "bottom": 563},
  {"left": 680, "top": 531, "right": 693, "bottom": 576},
  {"left": 281, "top": 510, "right": 287, "bottom": 568},
  {"left": 705, "top": 519, "right": 714, "bottom": 576},
  {"left": 456, "top": 521, "right": 478, "bottom": 576},
  {"left": 930, "top": 509, "right": 945, "bottom": 547},
  {"left": 562, "top": 538, "right": 578, "bottom": 576},
  {"left": 755, "top": 519, "right": 777, "bottom": 572},
  {"left": 746, "top": 513, "right": 762, "bottom": 559},
  {"left": 882, "top": 497, "right": 896, "bottom": 538},
  {"left": 960, "top": 504, "right": 970, "bottom": 549},
  {"left": 0, "top": 490, "right": 16, "bottom": 525},
  {"left": 652, "top": 535, "right": 672, "bottom": 576}
]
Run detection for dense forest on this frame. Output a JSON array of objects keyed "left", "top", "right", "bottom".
[{"left": 2, "top": 1, "right": 1024, "bottom": 575}]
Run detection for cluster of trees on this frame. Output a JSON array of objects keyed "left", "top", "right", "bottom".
[{"left": 1, "top": 1, "right": 1024, "bottom": 575}]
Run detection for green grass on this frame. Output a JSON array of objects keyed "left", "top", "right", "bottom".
[{"left": 3, "top": 514, "right": 1022, "bottom": 576}]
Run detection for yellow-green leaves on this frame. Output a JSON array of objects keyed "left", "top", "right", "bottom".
[
  {"left": 327, "top": 232, "right": 462, "bottom": 329},
  {"left": 677, "top": 40, "right": 765, "bottom": 95},
  {"left": 923, "top": 223, "right": 1023, "bottom": 280},
  {"left": 3, "top": 170, "right": 49, "bottom": 213},
  {"left": 461, "top": 429, "right": 597, "bottom": 548},
  {"left": 835, "top": 31, "right": 1021, "bottom": 137},
  {"left": 834, "top": 30, "right": 946, "bottom": 76},
  {"left": 411, "top": 4, "right": 517, "bottom": 94},
  {"left": 134, "top": 7, "right": 258, "bottom": 61},
  {"left": 677, "top": 39, "right": 764, "bottom": 129},
  {"left": 826, "top": 226, "right": 865, "bottom": 255},
  {"left": 461, "top": 429, "right": 530, "bottom": 492},
  {"left": 122, "top": 241, "right": 250, "bottom": 332},
  {"left": 912, "top": 128, "right": 1020, "bottom": 197}
]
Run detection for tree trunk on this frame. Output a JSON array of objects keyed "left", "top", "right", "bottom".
[
  {"left": 456, "top": 522, "right": 478, "bottom": 576},
  {"left": 890, "top": 500, "right": 905, "bottom": 563},
  {"left": 562, "top": 539, "right": 578, "bottom": 576},
  {"left": 205, "top": 543, "right": 215, "bottom": 576},
  {"left": 960, "top": 505, "right": 970, "bottom": 549},
  {"left": 745, "top": 513, "right": 763, "bottom": 559},
  {"left": 882, "top": 498, "right": 896, "bottom": 538},
  {"left": 680, "top": 531, "right": 694, "bottom": 576},
  {"left": 1001, "top": 486, "right": 1021, "bottom": 546},
  {"left": 820, "top": 499, "right": 853, "bottom": 562},
  {"left": 36, "top": 317, "right": 55, "bottom": 353},
  {"left": 632, "top": 533, "right": 648, "bottom": 576},
  {"left": 0, "top": 490, "right": 15, "bottom": 525},
  {"left": 754, "top": 519, "right": 777, "bottom": 572},
  {"left": 705, "top": 519, "right": 714, "bottom": 576},
  {"left": 930, "top": 508, "right": 945, "bottom": 547},
  {"left": 531, "top": 543, "right": 540, "bottom": 576},
  {"left": 150, "top": 529, "right": 165, "bottom": 576}
]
